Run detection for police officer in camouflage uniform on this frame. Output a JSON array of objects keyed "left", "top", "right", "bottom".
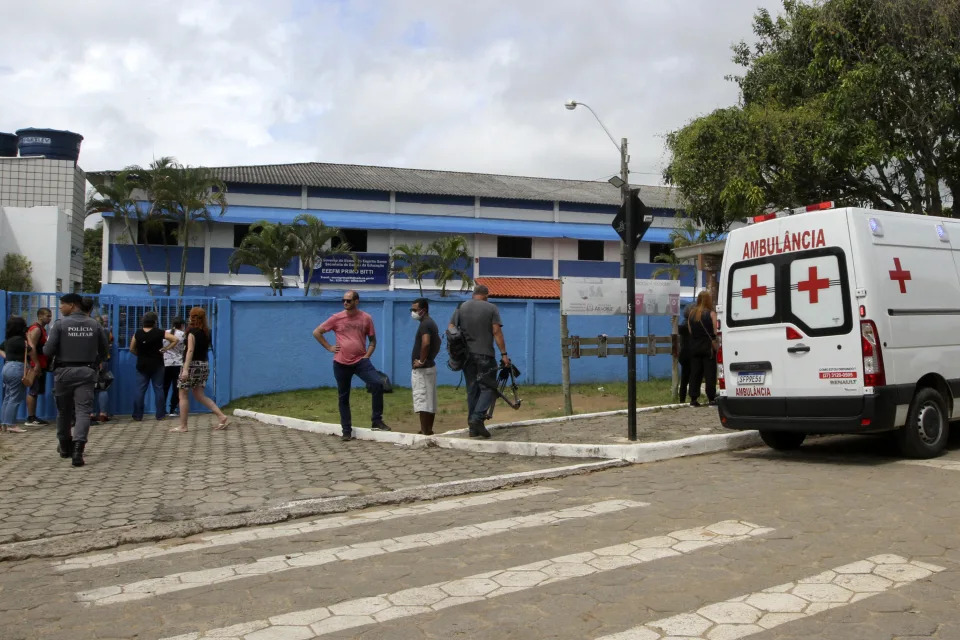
[{"left": 43, "top": 293, "right": 108, "bottom": 467}]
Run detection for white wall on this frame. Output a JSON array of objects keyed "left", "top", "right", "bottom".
[{"left": 0, "top": 205, "right": 70, "bottom": 292}]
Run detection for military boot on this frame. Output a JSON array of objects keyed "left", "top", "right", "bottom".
[
  {"left": 72, "top": 441, "right": 86, "bottom": 467},
  {"left": 57, "top": 439, "right": 74, "bottom": 459}
]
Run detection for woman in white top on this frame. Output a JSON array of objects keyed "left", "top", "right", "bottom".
[{"left": 162, "top": 317, "right": 187, "bottom": 416}]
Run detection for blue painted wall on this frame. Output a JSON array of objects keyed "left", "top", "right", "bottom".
[
  {"left": 110, "top": 245, "right": 205, "bottom": 273},
  {"left": 216, "top": 293, "right": 680, "bottom": 405},
  {"left": 2, "top": 290, "right": 682, "bottom": 419},
  {"left": 208, "top": 248, "right": 300, "bottom": 275},
  {"left": 558, "top": 260, "right": 620, "bottom": 278},
  {"left": 478, "top": 257, "right": 553, "bottom": 277}
]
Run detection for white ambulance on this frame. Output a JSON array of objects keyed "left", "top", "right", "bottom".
[{"left": 717, "top": 204, "right": 958, "bottom": 458}]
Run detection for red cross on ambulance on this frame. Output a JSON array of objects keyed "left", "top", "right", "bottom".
[{"left": 888, "top": 257, "right": 911, "bottom": 293}]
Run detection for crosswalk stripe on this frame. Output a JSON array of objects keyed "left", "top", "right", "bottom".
[
  {"left": 54, "top": 486, "right": 558, "bottom": 572},
  {"left": 78, "top": 499, "right": 648, "bottom": 606},
  {"left": 158, "top": 520, "right": 772, "bottom": 640},
  {"left": 595, "top": 554, "right": 944, "bottom": 639},
  {"left": 899, "top": 459, "right": 960, "bottom": 472}
]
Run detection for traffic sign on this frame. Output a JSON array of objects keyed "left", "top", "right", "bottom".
[{"left": 611, "top": 188, "right": 653, "bottom": 248}]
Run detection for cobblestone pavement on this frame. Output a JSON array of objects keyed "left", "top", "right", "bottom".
[
  {"left": 450, "top": 405, "right": 730, "bottom": 444},
  {"left": 0, "top": 416, "right": 596, "bottom": 545},
  {"left": 1, "top": 434, "right": 959, "bottom": 639}
]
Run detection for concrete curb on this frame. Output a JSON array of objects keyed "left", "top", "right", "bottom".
[
  {"left": 0, "top": 459, "right": 624, "bottom": 562},
  {"left": 233, "top": 407, "right": 763, "bottom": 464}
]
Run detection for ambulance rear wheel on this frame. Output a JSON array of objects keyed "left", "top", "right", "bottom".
[
  {"left": 898, "top": 388, "right": 949, "bottom": 459},
  {"left": 759, "top": 431, "right": 806, "bottom": 451}
]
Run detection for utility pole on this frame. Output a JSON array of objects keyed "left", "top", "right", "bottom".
[{"left": 621, "top": 138, "right": 637, "bottom": 441}]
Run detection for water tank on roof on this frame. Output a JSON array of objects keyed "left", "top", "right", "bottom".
[
  {"left": 0, "top": 132, "right": 17, "bottom": 157},
  {"left": 15, "top": 128, "right": 83, "bottom": 163}
]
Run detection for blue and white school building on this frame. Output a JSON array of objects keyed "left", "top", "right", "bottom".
[{"left": 89, "top": 162, "right": 699, "bottom": 299}]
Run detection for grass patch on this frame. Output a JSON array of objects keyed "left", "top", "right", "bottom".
[{"left": 226, "top": 378, "right": 676, "bottom": 434}]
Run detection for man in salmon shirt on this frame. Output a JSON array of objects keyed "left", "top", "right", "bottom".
[{"left": 313, "top": 290, "right": 391, "bottom": 441}]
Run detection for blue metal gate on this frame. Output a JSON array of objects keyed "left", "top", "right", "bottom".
[{"left": 1, "top": 291, "right": 218, "bottom": 421}]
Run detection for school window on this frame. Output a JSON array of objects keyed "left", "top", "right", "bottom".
[
  {"left": 233, "top": 224, "right": 250, "bottom": 247},
  {"left": 332, "top": 229, "right": 368, "bottom": 253},
  {"left": 578, "top": 240, "right": 605, "bottom": 261},
  {"left": 650, "top": 243, "right": 672, "bottom": 262},
  {"left": 497, "top": 236, "right": 532, "bottom": 258},
  {"left": 137, "top": 221, "right": 179, "bottom": 245}
]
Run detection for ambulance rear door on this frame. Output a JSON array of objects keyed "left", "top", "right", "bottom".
[{"left": 723, "top": 211, "right": 863, "bottom": 413}]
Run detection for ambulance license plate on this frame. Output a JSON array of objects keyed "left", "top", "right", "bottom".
[{"left": 737, "top": 372, "right": 765, "bottom": 385}]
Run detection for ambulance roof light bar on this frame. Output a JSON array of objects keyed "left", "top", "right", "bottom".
[{"left": 746, "top": 201, "right": 835, "bottom": 224}]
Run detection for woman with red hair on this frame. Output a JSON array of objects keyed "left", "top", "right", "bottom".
[{"left": 171, "top": 307, "right": 228, "bottom": 432}]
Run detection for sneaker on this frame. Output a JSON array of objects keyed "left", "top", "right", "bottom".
[
  {"left": 341, "top": 433, "right": 356, "bottom": 442},
  {"left": 370, "top": 421, "right": 392, "bottom": 432},
  {"left": 707, "top": 400, "right": 718, "bottom": 407},
  {"left": 689, "top": 401, "right": 701, "bottom": 408},
  {"left": 25, "top": 417, "right": 48, "bottom": 426}
]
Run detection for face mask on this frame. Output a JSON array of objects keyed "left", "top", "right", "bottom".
[{"left": 410, "top": 311, "right": 421, "bottom": 320}]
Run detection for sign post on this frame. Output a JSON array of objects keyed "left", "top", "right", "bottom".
[{"left": 560, "top": 277, "right": 681, "bottom": 421}]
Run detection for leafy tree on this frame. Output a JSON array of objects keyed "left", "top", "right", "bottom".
[
  {"left": 86, "top": 169, "right": 157, "bottom": 297},
  {"left": 289, "top": 214, "right": 356, "bottom": 296},
  {"left": 150, "top": 158, "right": 228, "bottom": 296},
  {"left": 228, "top": 221, "right": 296, "bottom": 296},
  {"left": 428, "top": 235, "right": 473, "bottom": 296},
  {"left": 0, "top": 253, "right": 33, "bottom": 292},
  {"left": 82, "top": 223, "right": 103, "bottom": 293},
  {"left": 664, "top": 0, "right": 960, "bottom": 230},
  {"left": 390, "top": 242, "right": 433, "bottom": 295}
]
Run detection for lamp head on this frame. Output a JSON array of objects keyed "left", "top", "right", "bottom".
[{"left": 564, "top": 100, "right": 578, "bottom": 110}]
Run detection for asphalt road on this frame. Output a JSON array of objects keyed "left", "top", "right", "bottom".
[{"left": 2, "top": 433, "right": 959, "bottom": 640}]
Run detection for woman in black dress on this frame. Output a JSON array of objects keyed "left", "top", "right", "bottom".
[
  {"left": 687, "top": 291, "right": 718, "bottom": 407},
  {"left": 172, "top": 307, "right": 228, "bottom": 432}
]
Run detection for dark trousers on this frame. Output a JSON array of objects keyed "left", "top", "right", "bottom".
[
  {"left": 163, "top": 365, "right": 182, "bottom": 413},
  {"left": 678, "top": 358, "right": 691, "bottom": 402},
  {"left": 463, "top": 354, "right": 497, "bottom": 424},
  {"left": 333, "top": 358, "right": 383, "bottom": 434},
  {"left": 688, "top": 353, "right": 717, "bottom": 403},
  {"left": 133, "top": 366, "right": 165, "bottom": 420},
  {"left": 54, "top": 366, "right": 97, "bottom": 443}
]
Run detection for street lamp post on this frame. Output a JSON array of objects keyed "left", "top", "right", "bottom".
[{"left": 565, "top": 100, "right": 638, "bottom": 441}]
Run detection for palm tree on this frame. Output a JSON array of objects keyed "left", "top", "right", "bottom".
[
  {"left": 289, "top": 214, "right": 357, "bottom": 296},
  {"left": 86, "top": 168, "right": 156, "bottom": 298},
  {"left": 227, "top": 221, "right": 296, "bottom": 296},
  {"left": 390, "top": 242, "right": 433, "bottom": 295},
  {"left": 428, "top": 235, "right": 473, "bottom": 296},
  {"left": 150, "top": 158, "right": 228, "bottom": 296}
]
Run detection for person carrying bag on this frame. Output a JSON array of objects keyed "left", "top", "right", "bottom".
[{"left": 687, "top": 290, "right": 718, "bottom": 407}]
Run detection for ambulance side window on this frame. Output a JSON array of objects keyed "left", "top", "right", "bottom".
[
  {"left": 727, "top": 261, "right": 778, "bottom": 326},
  {"left": 785, "top": 249, "right": 852, "bottom": 336}
]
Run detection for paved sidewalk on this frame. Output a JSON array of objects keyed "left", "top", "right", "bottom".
[
  {"left": 452, "top": 405, "right": 730, "bottom": 444},
  {"left": 0, "top": 415, "right": 597, "bottom": 547}
]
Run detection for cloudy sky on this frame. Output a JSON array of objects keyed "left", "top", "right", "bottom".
[{"left": 1, "top": 0, "right": 781, "bottom": 185}]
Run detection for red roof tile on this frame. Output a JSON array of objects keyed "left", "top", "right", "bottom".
[{"left": 477, "top": 277, "right": 560, "bottom": 299}]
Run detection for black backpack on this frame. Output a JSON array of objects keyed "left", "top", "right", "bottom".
[{"left": 446, "top": 326, "right": 470, "bottom": 371}]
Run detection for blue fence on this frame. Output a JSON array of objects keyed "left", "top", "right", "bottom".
[
  {"left": 213, "top": 293, "right": 679, "bottom": 406},
  {"left": 2, "top": 289, "right": 680, "bottom": 420},
  {"left": 1, "top": 292, "right": 217, "bottom": 421}
]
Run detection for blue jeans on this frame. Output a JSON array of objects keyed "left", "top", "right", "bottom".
[
  {"left": 463, "top": 354, "right": 497, "bottom": 424},
  {"left": 94, "top": 361, "right": 110, "bottom": 416},
  {"left": 133, "top": 365, "right": 165, "bottom": 420},
  {"left": 1, "top": 361, "right": 26, "bottom": 425},
  {"left": 333, "top": 358, "right": 383, "bottom": 434}
]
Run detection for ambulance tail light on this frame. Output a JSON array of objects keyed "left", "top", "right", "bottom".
[
  {"left": 786, "top": 326, "right": 803, "bottom": 340},
  {"left": 861, "top": 320, "right": 886, "bottom": 387},
  {"left": 716, "top": 333, "right": 725, "bottom": 390},
  {"left": 805, "top": 201, "right": 834, "bottom": 212}
]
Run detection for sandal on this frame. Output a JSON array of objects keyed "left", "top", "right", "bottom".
[
  {"left": 214, "top": 418, "right": 229, "bottom": 431},
  {"left": 98, "top": 414, "right": 110, "bottom": 422},
  {"left": 170, "top": 427, "right": 188, "bottom": 433},
  {"left": 6, "top": 426, "right": 25, "bottom": 433}
]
